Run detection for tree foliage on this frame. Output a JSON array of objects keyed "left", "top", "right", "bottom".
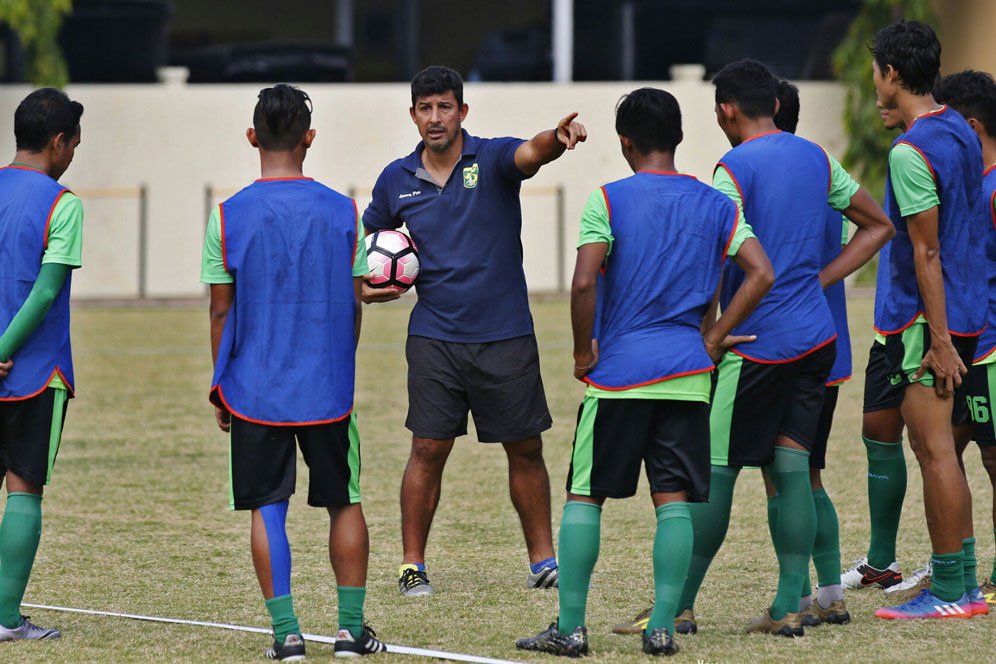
[
  {"left": 832, "top": 0, "right": 938, "bottom": 200},
  {"left": 0, "top": 0, "right": 72, "bottom": 87}
]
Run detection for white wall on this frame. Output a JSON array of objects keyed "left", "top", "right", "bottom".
[{"left": 0, "top": 80, "right": 846, "bottom": 298}]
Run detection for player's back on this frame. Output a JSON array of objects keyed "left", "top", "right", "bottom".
[
  {"left": 585, "top": 172, "right": 737, "bottom": 390},
  {"left": 975, "top": 165, "right": 996, "bottom": 361},
  {"left": 718, "top": 131, "right": 835, "bottom": 362}
]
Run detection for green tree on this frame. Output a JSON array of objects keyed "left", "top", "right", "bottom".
[
  {"left": 0, "top": 0, "right": 72, "bottom": 87},
  {"left": 832, "top": 0, "right": 938, "bottom": 201}
]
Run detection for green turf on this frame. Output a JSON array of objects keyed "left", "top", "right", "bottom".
[{"left": 2, "top": 297, "right": 994, "bottom": 662}]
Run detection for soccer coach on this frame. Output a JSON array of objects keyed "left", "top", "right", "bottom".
[{"left": 362, "top": 66, "right": 586, "bottom": 596}]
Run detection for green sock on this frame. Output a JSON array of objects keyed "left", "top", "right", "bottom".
[
  {"left": 679, "top": 466, "right": 739, "bottom": 612},
  {"left": 812, "top": 488, "right": 841, "bottom": 587},
  {"left": 265, "top": 594, "right": 300, "bottom": 643},
  {"left": 769, "top": 448, "right": 816, "bottom": 621},
  {"left": 863, "top": 437, "right": 906, "bottom": 569},
  {"left": 991, "top": 529, "right": 996, "bottom": 584},
  {"left": 962, "top": 538, "right": 977, "bottom": 593},
  {"left": 337, "top": 586, "right": 365, "bottom": 635},
  {"left": 647, "top": 503, "right": 693, "bottom": 635},
  {"left": 0, "top": 493, "right": 43, "bottom": 629},
  {"left": 557, "top": 501, "right": 601, "bottom": 634},
  {"left": 930, "top": 551, "right": 966, "bottom": 602},
  {"left": 766, "top": 495, "right": 778, "bottom": 550}
]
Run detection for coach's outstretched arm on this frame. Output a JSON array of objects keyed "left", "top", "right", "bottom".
[
  {"left": 514, "top": 112, "right": 587, "bottom": 177},
  {"left": 702, "top": 237, "right": 774, "bottom": 363},
  {"left": 819, "top": 187, "right": 896, "bottom": 288}
]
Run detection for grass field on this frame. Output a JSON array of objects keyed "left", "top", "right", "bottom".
[{"left": 2, "top": 295, "right": 994, "bottom": 663}]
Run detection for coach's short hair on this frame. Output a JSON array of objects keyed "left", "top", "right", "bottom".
[
  {"left": 713, "top": 59, "right": 778, "bottom": 119},
  {"left": 411, "top": 66, "right": 464, "bottom": 107},
  {"left": 14, "top": 88, "right": 84, "bottom": 152},
  {"left": 253, "top": 84, "right": 312, "bottom": 151},
  {"left": 615, "top": 87, "right": 682, "bottom": 154},
  {"left": 934, "top": 70, "right": 996, "bottom": 138},
  {"left": 773, "top": 79, "right": 800, "bottom": 134},
  {"left": 872, "top": 20, "right": 941, "bottom": 96}
]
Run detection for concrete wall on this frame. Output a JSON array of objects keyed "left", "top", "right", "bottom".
[{"left": 0, "top": 80, "right": 847, "bottom": 298}]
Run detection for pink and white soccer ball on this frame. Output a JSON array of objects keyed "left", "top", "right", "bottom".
[{"left": 365, "top": 230, "right": 420, "bottom": 292}]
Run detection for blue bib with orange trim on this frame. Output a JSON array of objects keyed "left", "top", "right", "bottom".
[
  {"left": 210, "top": 179, "right": 358, "bottom": 424},
  {"left": 880, "top": 107, "right": 986, "bottom": 336},
  {"left": 718, "top": 131, "right": 836, "bottom": 362},
  {"left": 584, "top": 172, "right": 737, "bottom": 390},
  {"left": 0, "top": 167, "right": 74, "bottom": 399},
  {"left": 975, "top": 166, "right": 996, "bottom": 362},
  {"left": 823, "top": 210, "right": 851, "bottom": 384}
]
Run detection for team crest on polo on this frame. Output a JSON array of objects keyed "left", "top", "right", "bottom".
[{"left": 463, "top": 163, "right": 479, "bottom": 188}]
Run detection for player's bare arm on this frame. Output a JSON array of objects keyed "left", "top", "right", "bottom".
[
  {"left": 209, "top": 282, "right": 235, "bottom": 431},
  {"left": 906, "top": 205, "right": 965, "bottom": 397},
  {"left": 820, "top": 187, "right": 896, "bottom": 288},
  {"left": 702, "top": 237, "right": 774, "bottom": 362},
  {"left": 570, "top": 242, "right": 607, "bottom": 380},
  {"left": 514, "top": 112, "right": 587, "bottom": 177}
]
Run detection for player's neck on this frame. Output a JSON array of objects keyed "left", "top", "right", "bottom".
[
  {"left": 258, "top": 149, "right": 306, "bottom": 179},
  {"left": 980, "top": 137, "right": 996, "bottom": 171},
  {"left": 632, "top": 153, "right": 677, "bottom": 174},
  {"left": 897, "top": 93, "right": 942, "bottom": 129},
  {"left": 10, "top": 150, "right": 53, "bottom": 177},
  {"left": 736, "top": 117, "right": 778, "bottom": 144}
]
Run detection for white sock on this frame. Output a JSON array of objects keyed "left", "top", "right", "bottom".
[{"left": 817, "top": 584, "right": 844, "bottom": 608}]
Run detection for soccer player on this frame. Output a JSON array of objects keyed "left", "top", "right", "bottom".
[
  {"left": 673, "top": 60, "right": 893, "bottom": 637},
  {"left": 867, "top": 21, "right": 989, "bottom": 621},
  {"left": 0, "top": 88, "right": 83, "bottom": 642},
  {"left": 362, "top": 66, "right": 586, "bottom": 596},
  {"left": 516, "top": 86, "right": 773, "bottom": 658},
  {"left": 202, "top": 84, "right": 386, "bottom": 659}
]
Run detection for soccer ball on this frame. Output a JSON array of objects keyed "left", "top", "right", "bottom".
[{"left": 365, "top": 229, "right": 420, "bottom": 292}]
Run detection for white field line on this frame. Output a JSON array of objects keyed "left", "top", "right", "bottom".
[{"left": 23, "top": 603, "right": 521, "bottom": 664}]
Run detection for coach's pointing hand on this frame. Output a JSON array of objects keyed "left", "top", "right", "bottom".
[
  {"left": 556, "top": 112, "right": 588, "bottom": 150},
  {"left": 0, "top": 358, "right": 12, "bottom": 379}
]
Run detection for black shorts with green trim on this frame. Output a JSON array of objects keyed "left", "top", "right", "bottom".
[
  {"left": 863, "top": 339, "right": 903, "bottom": 413},
  {"left": 964, "top": 361, "right": 996, "bottom": 446},
  {"left": 566, "top": 395, "right": 710, "bottom": 501},
  {"left": 809, "top": 385, "right": 840, "bottom": 469},
  {"left": 0, "top": 388, "right": 68, "bottom": 486},
  {"left": 228, "top": 413, "right": 362, "bottom": 510},
  {"left": 709, "top": 342, "right": 836, "bottom": 468},
  {"left": 883, "top": 324, "right": 976, "bottom": 425}
]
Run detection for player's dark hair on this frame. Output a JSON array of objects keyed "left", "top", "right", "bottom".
[
  {"left": 614, "top": 87, "right": 682, "bottom": 154},
  {"left": 411, "top": 66, "right": 464, "bottom": 107},
  {"left": 773, "top": 79, "right": 800, "bottom": 134},
  {"left": 871, "top": 20, "right": 941, "bottom": 96},
  {"left": 14, "top": 88, "right": 83, "bottom": 152},
  {"left": 253, "top": 84, "right": 312, "bottom": 151},
  {"left": 712, "top": 59, "right": 778, "bottom": 119},
  {"left": 934, "top": 70, "right": 996, "bottom": 138}
]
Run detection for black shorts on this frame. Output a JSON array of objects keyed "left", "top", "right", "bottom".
[
  {"left": 964, "top": 361, "right": 996, "bottom": 446},
  {"left": 228, "top": 413, "right": 362, "bottom": 510},
  {"left": 709, "top": 342, "right": 836, "bottom": 468},
  {"left": 566, "top": 396, "right": 710, "bottom": 501},
  {"left": 405, "top": 335, "right": 553, "bottom": 442},
  {"left": 883, "top": 325, "right": 977, "bottom": 424},
  {"left": 0, "top": 388, "right": 69, "bottom": 486},
  {"left": 863, "top": 338, "right": 903, "bottom": 413},
  {"left": 810, "top": 385, "right": 840, "bottom": 469}
]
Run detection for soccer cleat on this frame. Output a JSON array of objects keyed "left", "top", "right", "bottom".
[
  {"left": 334, "top": 625, "right": 387, "bottom": 658},
  {"left": 526, "top": 562, "right": 559, "bottom": 589},
  {"left": 874, "top": 588, "right": 972, "bottom": 620},
  {"left": 674, "top": 609, "right": 697, "bottom": 635},
  {"left": 883, "top": 562, "right": 931, "bottom": 603},
  {"left": 967, "top": 588, "right": 989, "bottom": 617},
  {"left": 641, "top": 627, "right": 679, "bottom": 656},
  {"left": 398, "top": 564, "right": 435, "bottom": 596},
  {"left": 611, "top": 605, "right": 653, "bottom": 635},
  {"left": 800, "top": 599, "right": 851, "bottom": 627},
  {"left": 745, "top": 610, "right": 803, "bottom": 637},
  {"left": 516, "top": 622, "right": 589, "bottom": 658},
  {"left": 265, "top": 633, "right": 306, "bottom": 661},
  {"left": 841, "top": 556, "right": 903, "bottom": 590},
  {"left": 0, "top": 616, "right": 61, "bottom": 641}
]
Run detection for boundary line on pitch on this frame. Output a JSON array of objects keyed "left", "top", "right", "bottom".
[{"left": 22, "top": 603, "right": 520, "bottom": 664}]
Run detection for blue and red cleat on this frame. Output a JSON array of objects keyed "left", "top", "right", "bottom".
[
  {"left": 968, "top": 588, "right": 989, "bottom": 616},
  {"left": 875, "top": 589, "right": 973, "bottom": 620}
]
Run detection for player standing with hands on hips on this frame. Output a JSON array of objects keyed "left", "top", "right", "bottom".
[{"left": 362, "top": 66, "right": 586, "bottom": 596}]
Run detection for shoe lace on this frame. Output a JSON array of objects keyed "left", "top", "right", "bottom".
[
  {"left": 362, "top": 623, "right": 378, "bottom": 639},
  {"left": 400, "top": 568, "right": 428, "bottom": 590}
]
